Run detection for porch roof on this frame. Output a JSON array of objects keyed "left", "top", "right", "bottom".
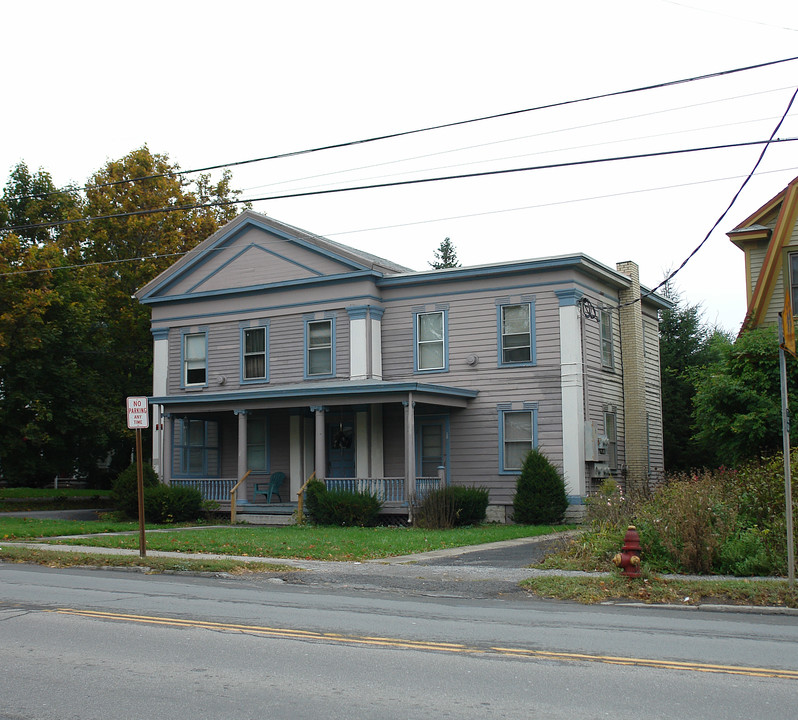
[{"left": 150, "top": 379, "right": 478, "bottom": 411}]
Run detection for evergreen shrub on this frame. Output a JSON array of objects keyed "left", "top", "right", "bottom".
[
  {"left": 304, "top": 480, "right": 382, "bottom": 526},
  {"left": 512, "top": 449, "right": 569, "bottom": 525},
  {"left": 412, "top": 486, "right": 489, "bottom": 529},
  {"left": 111, "top": 463, "right": 159, "bottom": 518}
]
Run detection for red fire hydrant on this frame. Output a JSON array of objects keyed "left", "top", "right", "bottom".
[{"left": 612, "top": 525, "right": 642, "bottom": 578}]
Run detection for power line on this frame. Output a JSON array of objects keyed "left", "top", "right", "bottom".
[
  {"left": 637, "top": 84, "right": 798, "bottom": 304},
  {"left": 6, "top": 55, "right": 798, "bottom": 203},
  {"left": 3, "top": 136, "right": 797, "bottom": 234}
]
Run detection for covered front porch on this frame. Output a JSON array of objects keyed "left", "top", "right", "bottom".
[{"left": 150, "top": 380, "right": 478, "bottom": 517}]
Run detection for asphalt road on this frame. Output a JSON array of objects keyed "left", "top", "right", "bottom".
[{"left": 1, "top": 563, "right": 797, "bottom": 720}]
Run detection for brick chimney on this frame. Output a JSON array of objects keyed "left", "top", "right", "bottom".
[{"left": 616, "top": 261, "right": 649, "bottom": 495}]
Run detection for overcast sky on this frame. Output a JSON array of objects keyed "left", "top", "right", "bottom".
[{"left": 4, "top": 0, "right": 798, "bottom": 332}]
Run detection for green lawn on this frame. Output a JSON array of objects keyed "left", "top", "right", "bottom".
[
  {"left": 0, "top": 488, "right": 111, "bottom": 499},
  {"left": 2, "top": 518, "right": 570, "bottom": 561}
]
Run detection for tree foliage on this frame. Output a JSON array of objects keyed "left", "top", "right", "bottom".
[
  {"left": 429, "top": 237, "right": 461, "bottom": 269},
  {"left": 692, "top": 326, "right": 798, "bottom": 466},
  {"left": 0, "top": 148, "right": 246, "bottom": 485},
  {"left": 658, "top": 283, "right": 728, "bottom": 470}
]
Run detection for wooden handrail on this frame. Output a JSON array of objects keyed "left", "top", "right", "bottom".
[
  {"left": 229, "top": 469, "right": 252, "bottom": 524},
  {"left": 295, "top": 472, "right": 316, "bottom": 526}
]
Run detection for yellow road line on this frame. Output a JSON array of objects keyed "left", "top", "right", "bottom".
[{"left": 54, "top": 608, "right": 798, "bottom": 680}]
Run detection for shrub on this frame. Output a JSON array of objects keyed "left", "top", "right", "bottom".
[
  {"left": 585, "top": 478, "right": 634, "bottom": 531},
  {"left": 144, "top": 484, "right": 204, "bottom": 524},
  {"left": 412, "top": 485, "right": 489, "bottom": 529},
  {"left": 717, "top": 527, "right": 776, "bottom": 577},
  {"left": 304, "top": 480, "right": 382, "bottom": 526},
  {"left": 111, "top": 463, "right": 159, "bottom": 518},
  {"left": 512, "top": 449, "right": 569, "bottom": 525}
]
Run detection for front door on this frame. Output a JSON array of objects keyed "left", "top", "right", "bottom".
[
  {"left": 416, "top": 417, "right": 448, "bottom": 480},
  {"left": 327, "top": 414, "right": 355, "bottom": 478}
]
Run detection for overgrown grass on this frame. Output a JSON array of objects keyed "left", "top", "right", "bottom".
[
  {"left": 0, "top": 545, "right": 295, "bottom": 574},
  {"left": 6, "top": 520, "right": 571, "bottom": 561},
  {"left": 522, "top": 574, "right": 798, "bottom": 608}
]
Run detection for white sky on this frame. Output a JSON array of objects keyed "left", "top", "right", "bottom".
[{"left": 3, "top": 0, "right": 798, "bottom": 332}]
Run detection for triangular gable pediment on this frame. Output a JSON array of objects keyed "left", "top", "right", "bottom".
[{"left": 137, "top": 211, "right": 389, "bottom": 302}]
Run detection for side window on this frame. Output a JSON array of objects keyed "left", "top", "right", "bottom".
[
  {"left": 603, "top": 411, "right": 617, "bottom": 469},
  {"left": 415, "top": 310, "right": 446, "bottom": 372},
  {"left": 242, "top": 325, "right": 268, "bottom": 382},
  {"left": 306, "top": 318, "right": 334, "bottom": 377},
  {"left": 499, "top": 303, "right": 535, "bottom": 366},
  {"left": 183, "top": 332, "right": 207, "bottom": 387},
  {"left": 499, "top": 408, "right": 536, "bottom": 473},
  {"left": 176, "top": 419, "right": 219, "bottom": 476},
  {"left": 600, "top": 309, "right": 614, "bottom": 369},
  {"left": 790, "top": 252, "right": 798, "bottom": 316}
]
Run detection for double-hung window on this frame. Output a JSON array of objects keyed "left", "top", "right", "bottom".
[
  {"left": 790, "top": 253, "right": 798, "bottom": 316},
  {"left": 247, "top": 416, "right": 268, "bottom": 472},
  {"left": 183, "top": 332, "right": 207, "bottom": 387},
  {"left": 499, "top": 408, "right": 537, "bottom": 473},
  {"left": 499, "top": 303, "right": 534, "bottom": 365},
  {"left": 600, "top": 309, "right": 614, "bottom": 369},
  {"left": 177, "top": 418, "right": 219, "bottom": 476},
  {"left": 604, "top": 411, "right": 617, "bottom": 469},
  {"left": 242, "top": 326, "right": 268, "bottom": 382},
  {"left": 306, "top": 318, "right": 334, "bottom": 377},
  {"left": 415, "top": 310, "right": 446, "bottom": 372}
]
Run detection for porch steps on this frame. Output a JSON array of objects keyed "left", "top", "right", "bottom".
[{"left": 221, "top": 502, "right": 298, "bottom": 526}]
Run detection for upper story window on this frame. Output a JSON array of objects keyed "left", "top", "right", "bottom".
[
  {"left": 306, "top": 318, "right": 334, "bottom": 377},
  {"left": 415, "top": 310, "right": 447, "bottom": 372},
  {"left": 499, "top": 303, "right": 535, "bottom": 366},
  {"left": 789, "top": 253, "right": 798, "bottom": 316},
  {"left": 600, "top": 309, "right": 614, "bottom": 369},
  {"left": 242, "top": 325, "right": 268, "bottom": 382},
  {"left": 183, "top": 332, "right": 207, "bottom": 387},
  {"left": 499, "top": 407, "right": 537, "bottom": 474}
]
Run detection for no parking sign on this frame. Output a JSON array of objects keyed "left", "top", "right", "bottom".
[{"left": 126, "top": 397, "right": 149, "bottom": 429}]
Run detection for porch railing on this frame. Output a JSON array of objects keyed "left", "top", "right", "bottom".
[
  {"left": 171, "top": 478, "right": 236, "bottom": 502},
  {"left": 324, "top": 476, "right": 441, "bottom": 503}
]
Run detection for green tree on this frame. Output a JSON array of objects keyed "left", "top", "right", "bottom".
[
  {"left": 429, "top": 237, "right": 461, "bottom": 269},
  {"left": 658, "top": 283, "right": 727, "bottom": 470},
  {"left": 692, "top": 326, "right": 798, "bottom": 466},
  {"left": 512, "top": 449, "right": 568, "bottom": 524},
  {"left": 0, "top": 150, "right": 247, "bottom": 484}
]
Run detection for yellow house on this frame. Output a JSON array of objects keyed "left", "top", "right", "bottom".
[{"left": 729, "top": 176, "right": 798, "bottom": 328}]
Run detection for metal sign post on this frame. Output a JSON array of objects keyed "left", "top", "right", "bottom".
[{"left": 126, "top": 397, "right": 149, "bottom": 558}]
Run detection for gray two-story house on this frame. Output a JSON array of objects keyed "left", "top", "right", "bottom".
[{"left": 136, "top": 210, "right": 667, "bottom": 521}]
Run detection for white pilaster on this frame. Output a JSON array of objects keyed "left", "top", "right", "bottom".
[{"left": 557, "top": 293, "right": 586, "bottom": 498}]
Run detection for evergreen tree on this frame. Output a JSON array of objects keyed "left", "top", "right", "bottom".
[
  {"left": 429, "top": 237, "right": 461, "bottom": 269},
  {"left": 512, "top": 449, "right": 569, "bottom": 524}
]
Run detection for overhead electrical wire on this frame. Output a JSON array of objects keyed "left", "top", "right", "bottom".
[
  {"left": 6, "top": 55, "right": 798, "bottom": 203},
  {"left": 3, "top": 136, "right": 797, "bottom": 235},
  {"left": 4, "top": 164, "right": 797, "bottom": 279}
]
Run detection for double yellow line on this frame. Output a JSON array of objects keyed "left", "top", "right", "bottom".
[{"left": 55, "top": 608, "right": 798, "bottom": 680}]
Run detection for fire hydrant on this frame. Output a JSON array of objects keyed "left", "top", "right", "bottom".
[{"left": 612, "top": 525, "right": 642, "bottom": 578}]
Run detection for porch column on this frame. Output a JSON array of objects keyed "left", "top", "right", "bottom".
[
  {"left": 151, "top": 328, "right": 168, "bottom": 477},
  {"left": 311, "top": 406, "right": 326, "bottom": 480},
  {"left": 235, "top": 410, "right": 248, "bottom": 483},
  {"left": 370, "top": 404, "right": 384, "bottom": 478},
  {"left": 355, "top": 410, "right": 369, "bottom": 478},
  {"left": 161, "top": 413, "right": 172, "bottom": 485},
  {"left": 289, "top": 414, "right": 302, "bottom": 498},
  {"left": 403, "top": 393, "right": 416, "bottom": 500}
]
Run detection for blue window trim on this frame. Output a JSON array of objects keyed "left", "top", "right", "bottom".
[
  {"left": 497, "top": 301, "right": 536, "bottom": 368},
  {"left": 240, "top": 321, "right": 270, "bottom": 385},
  {"left": 173, "top": 418, "right": 220, "bottom": 478},
  {"left": 304, "top": 316, "right": 336, "bottom": 379},
  {"left": 180, "top": 328, "right": 208, "bottom": 389},
  {"left": 413, "top": 309, "right": 449, "bottom": 374},
  {"left": 498, "top": 405, "right": 538, "bottom": 475}
]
